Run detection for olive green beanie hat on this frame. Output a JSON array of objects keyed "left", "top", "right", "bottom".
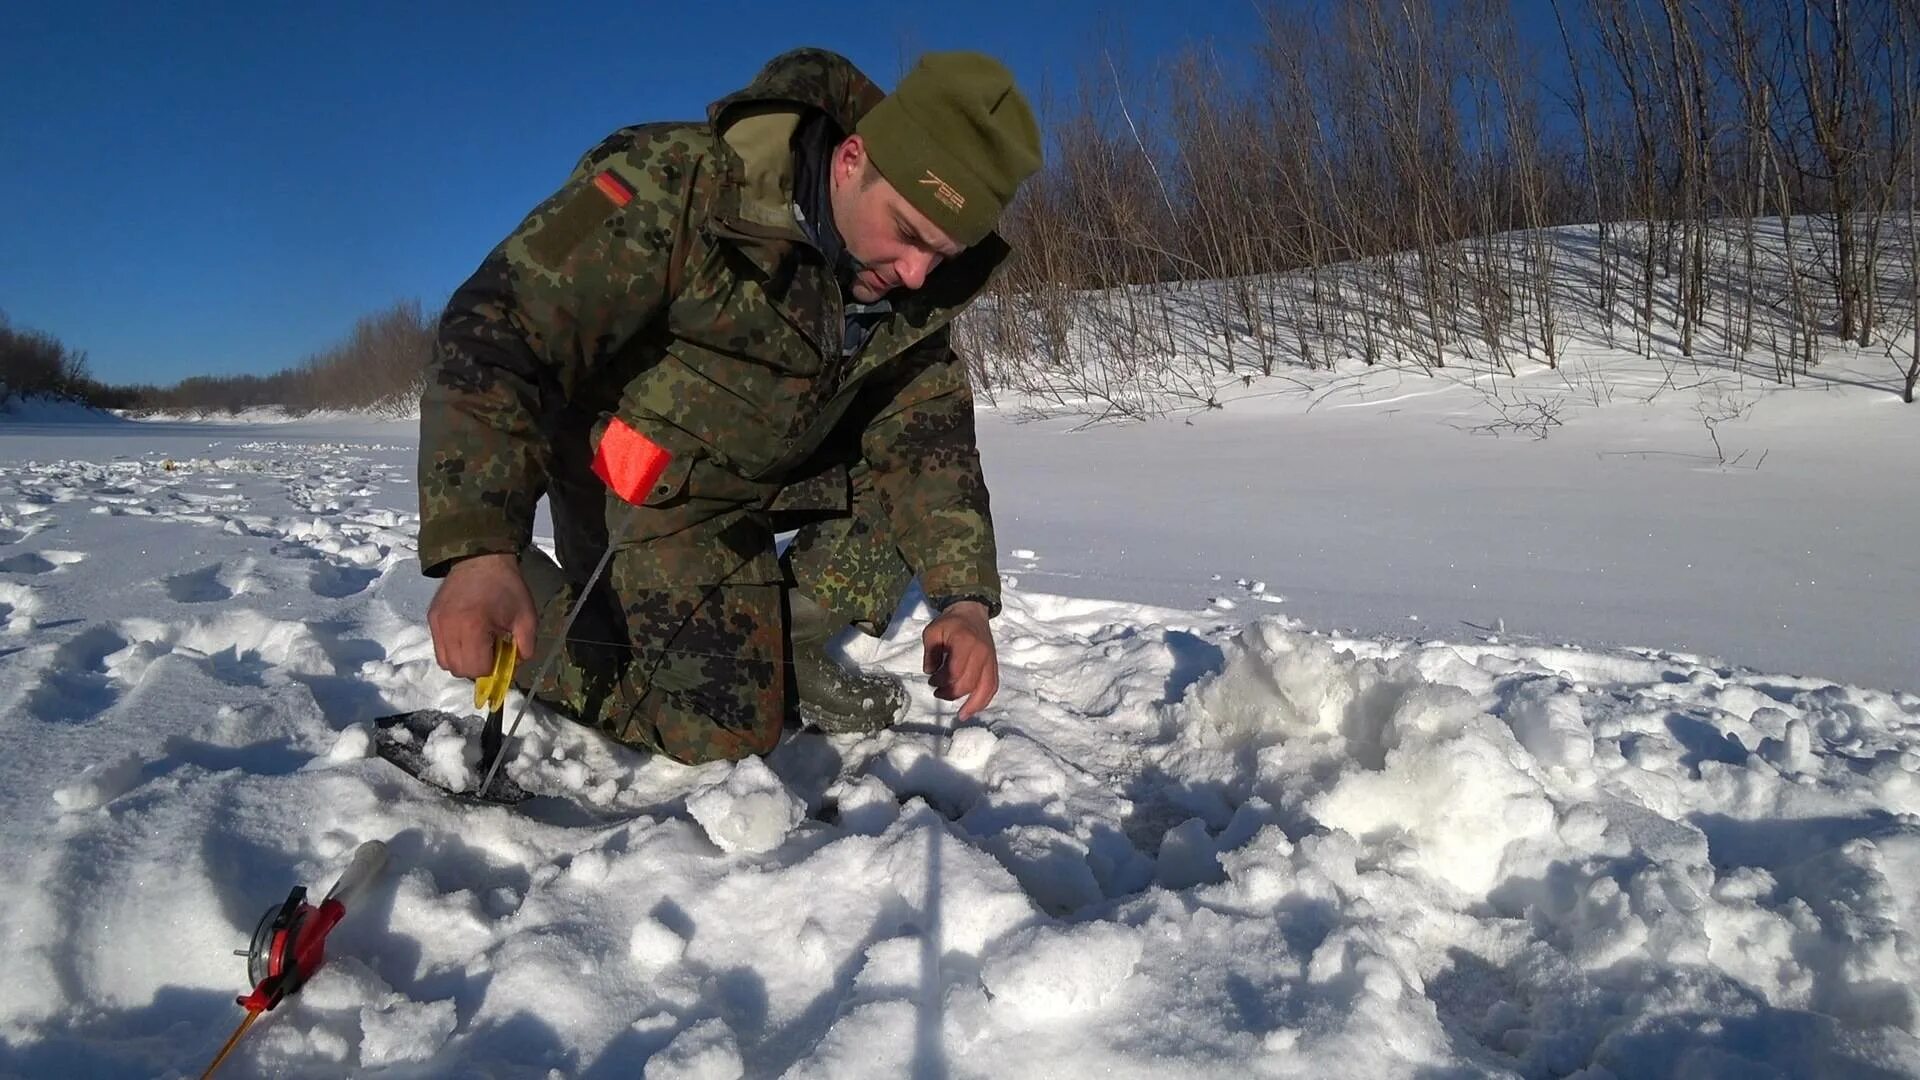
[{"left": 856, "top": 51, "right": 1042, "bottom": 248}]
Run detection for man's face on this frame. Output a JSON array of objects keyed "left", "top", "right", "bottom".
[{"left": 828, "top": 135, "right": 965, "bottom": 303}]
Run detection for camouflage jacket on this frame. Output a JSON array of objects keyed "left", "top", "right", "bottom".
[{"left": 418, "top": 49, "right": 1005, "bottom": 612}]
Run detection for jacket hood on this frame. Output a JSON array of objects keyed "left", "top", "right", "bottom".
[
  {"left": 701, "top": 49, "right": 883, "bottom": 240},
  {"left": 708, "top": 48, "right": 885, "bottom": 141},
  {"left": 702, "top": 48, "right": 1011, "bottom": 314}
]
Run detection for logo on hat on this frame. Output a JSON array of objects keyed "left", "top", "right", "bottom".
[{"left": 919, "top": 170, "right": 966, "bottom": 212}]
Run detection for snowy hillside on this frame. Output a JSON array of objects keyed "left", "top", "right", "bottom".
[
  {"left": 936, "top": 219, "right": 1919, "bottom": 696},
  {"left": 0, "top": 328, "right": 1916, "bottom": 1080}
]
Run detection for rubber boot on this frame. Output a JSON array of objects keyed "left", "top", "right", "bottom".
[{"left": 788, "top": 590, "right": 906, "bottom": 734}]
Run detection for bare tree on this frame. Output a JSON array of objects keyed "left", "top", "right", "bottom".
[
  {"left": 1657, "top": 0, "right": 1711, "bottom": 357},
  {"left": 1892, "top": 0, "right": 1920, "bottom": 400},
  {"left": 1551, "top": 0, "right": 1621, "bottom": 337}
]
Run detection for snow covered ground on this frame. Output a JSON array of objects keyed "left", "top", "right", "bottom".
[{"left": 0, "top": 343, "right": 1916, "bottom": 1078}]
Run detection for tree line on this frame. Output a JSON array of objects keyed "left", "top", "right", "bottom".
[
  {"left": 0, "top": 313, "right": 138, "bottom": 409},
  {"left": 959, "top": 0, "right": 1920, "bottom": 415},
  {"left": 2, "top": 301, "right": 434, "bottom": 417},
  {"left": 9, "top": 0, "right": 1916, "bottom": 418}
]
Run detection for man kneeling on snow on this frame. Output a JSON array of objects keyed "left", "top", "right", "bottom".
[{"left": 416, "top": 49, "right": 1040, "bottom": 762}]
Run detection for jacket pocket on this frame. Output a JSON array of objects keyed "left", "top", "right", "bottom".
[
  {"left": 618, "top": 346, "right": 812, "bottom": 481},
  {"left": 637, "top": 451, "right": 696, "bottom": 507}
]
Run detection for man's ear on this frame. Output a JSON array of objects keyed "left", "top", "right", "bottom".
[{"left": 833, "top": 134, "right": 867, "bottom": 183}]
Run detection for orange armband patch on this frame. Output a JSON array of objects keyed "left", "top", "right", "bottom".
[{"left": 592, "top": 418, "right": 674, "bottom": 505}]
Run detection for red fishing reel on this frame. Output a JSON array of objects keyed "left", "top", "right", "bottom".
[
  {"left": 234, "top": 839, "right": 387, "bottom": 1012},
  {"left": 238, "top": 885, "right": 346, "bottom": 1011},
  {"left": 203, "top": 840, "right": 388, "bottom": 1078}
]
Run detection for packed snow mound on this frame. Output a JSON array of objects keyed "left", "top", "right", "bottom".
[
  {"left": 1157, "top": 620, "right": 1920, "bottom": 1075},
  {"left": 685, "top": 755, "right": 806, "bottom": 854},
  {"left": 978, "top": 922, "right": 1144, "bottom": 1024}
]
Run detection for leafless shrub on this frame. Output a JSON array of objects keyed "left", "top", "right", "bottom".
[
  {"left": 1469, "top": 394, "right": 1568, "bottom": 439},
  {"left": 1695, "top": 384, "right": 1762, "bottom": 466}
]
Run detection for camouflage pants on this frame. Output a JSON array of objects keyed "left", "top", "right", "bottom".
[{"left": 525, "top": 465, "right": 913, "bottom": 764}]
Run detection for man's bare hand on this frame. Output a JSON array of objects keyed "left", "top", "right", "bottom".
[
  {"left": 921, "top": 600, "right": 998, "bottom": 721},
  {"left": 427, "top": 553, "right": 537, "bottom": 678}
]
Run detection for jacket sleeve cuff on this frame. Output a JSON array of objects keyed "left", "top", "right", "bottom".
[
  {"left": 920, "top": 559, "right": 1002, "bottom": 618},
  {"left": 417, "top": 510, "right": 529, "bottom": 578},
  {"left": 928, "top": 592, "right": 1001, "bottom": 618}
]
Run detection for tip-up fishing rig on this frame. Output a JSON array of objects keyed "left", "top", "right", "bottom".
[{"left": 200, "top": 839, "right": 389, "bottom": 1078}]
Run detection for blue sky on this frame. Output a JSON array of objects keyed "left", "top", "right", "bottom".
[{"left": 1, "top": 2, "right": 1564, "bottom": 386}]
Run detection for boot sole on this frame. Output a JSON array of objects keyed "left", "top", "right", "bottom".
[{"left": 796, "top": 696, "right": 908, "bottom": 735}]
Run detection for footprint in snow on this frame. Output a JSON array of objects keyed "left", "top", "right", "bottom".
[
  {"left": 25, "top": 625, "right": 130, "bottom": 723},
  {"left": 269, "top": 540, "right": 325, "bottom": 561},
  {"left": 309, "top": 562, "right": 378, "bottom": 599},
  {"left": 164, "top": 563, "right": 247, "bottom": 604},
  {"left": 0, "top": 550, "right": 85, "bottom": 575},
  {"left": 0, "top": 553, "right": 58, "bottom": 575}
]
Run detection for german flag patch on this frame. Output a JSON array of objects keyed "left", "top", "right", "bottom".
[
  {"left": 592, "top": 170, "right": 635, "bottom": 207},
  {"left": 526, "top": 171, "right": 636, "bottom": 267}
]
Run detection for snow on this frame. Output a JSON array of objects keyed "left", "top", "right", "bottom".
[
  {"left": 978, "top": 344, "right": 1918, "bottom": 694},
  {"left": 977, "top": 922, "right": 1143, "bottom": 1023},
  {"left": 418, "top": 714, "right": 481, "bottom": 793},
  {"left": 0, "top": 325, "right": 1916, "bottom": 1077},
  {"left": 685, "top": 757, "right": 807, "bottom": 854}
]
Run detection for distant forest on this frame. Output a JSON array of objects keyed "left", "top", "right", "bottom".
[{"left": 1, "top": 301, "right": 432, "bottom": 418}]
